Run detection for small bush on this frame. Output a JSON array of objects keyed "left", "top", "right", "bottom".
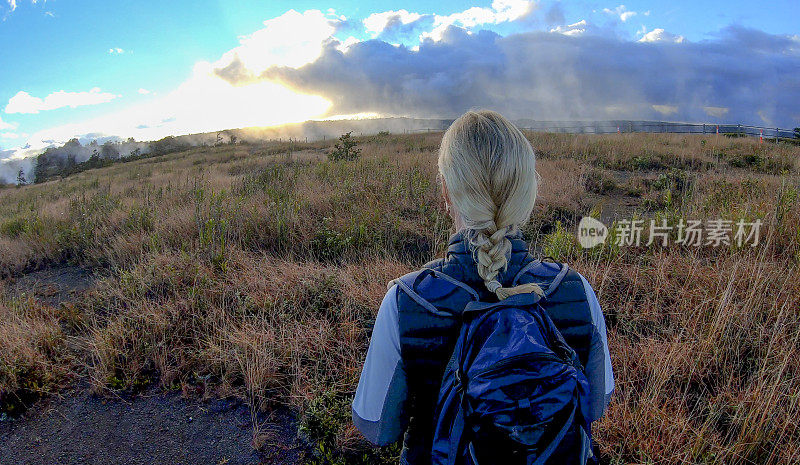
[
  {"left": 584, "top": 169, "right": 617, "bottom": 194},
  {"left": 328, "top": 132, "right": 361, "bottom": 161}
]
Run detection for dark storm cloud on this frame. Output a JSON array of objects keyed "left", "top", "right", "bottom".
[{"left": 258, "top": 25, "right": 800, "bottom": 127}]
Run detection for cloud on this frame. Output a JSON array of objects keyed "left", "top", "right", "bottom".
[
  {"left": 704, "top": 106, "right": 729, "bottom": 118},
  {"left": 138, "top": 88, "right": 151, "bottom": 95},
  {"left": 602, "top": 5, "right": 637, "bottom": 22},
  {"left": 363, "top": 10, "right": 424, "bottom": 37},
  {"left": 422, "top": 0, "right": 536, "bottom": 41},
  {"left": 6, "top": 6, "right": 800, "bottom": 165},
  {"left": 550, "top": 20, "right": 589, "bottom": 36},
  {"left": 7, "top": 0, "right": 15, "bottom": 12},
  {"left": 1, "top": 132, "right": 20, "bottom": 139},
  {"left": 5, "top": 88, "right": 119, "bottom": 114},
  {"left": 263, "top": 25, "right": 800, "bottom": 127},
  {"left": 0, "top": 115, "right": 16, "bottom": 130},
  {"left": 638, "top": 28, "right": 685, "bottom": 43},
  {"left": 652, "top": 104, "right": 678, "bottom": 115},
  {"left": 108, "top": 47, "right": 125, "bottom": 54},
  {"left": 336, "top": 36, "right": 361, "bottom": 53},
  {"left": 214, "top": 9, "right": 339, "bottom": 75}
]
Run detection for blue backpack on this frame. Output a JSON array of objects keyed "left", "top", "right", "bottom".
[{"left": 430, "top": 281, "right": 591, "bottom": 465}]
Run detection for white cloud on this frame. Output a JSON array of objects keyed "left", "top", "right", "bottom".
[
  {"left": 421, "top": 0, "right": 535, "bottom": 41},
  {"left": 214, "top": 9, "right": 339, "bottom": 75},
  {"left": 652, "top": 104, "right": 678, "bottom": 115},
  {"left": 5, "top": 88, "right": 119, "bottom": 114},
  {"left": 137, "top": 88, "right": 151, "bottom": 95},
  {"left": 7, "top": 0, "right": 16, "bottom": 12},
  {"left": 602, "top": 5, "right": 637, "bottom": 22},
  {"left": 108, "top": 48, "right": 125, "bottom": 54},
  {"left": 0, "top": 115, "right": 16, "bottom": 130},
  {"left": 335, "top": 36, "right": 361, "bottom": 53},
  {"left": 638, "top": 28, "right": 685, "bottom": 43},
  {"left": 1, "top": 132, "right": 20, "bottom": 139},
  {"left": 550, "top": 20, "right": 588, "bottom": 36},
  {"left": 363, "top": 9, "right": 422, "bottom": 37},
  {"left": 703, "top": 106, "right": 729, "bottom": 118}
]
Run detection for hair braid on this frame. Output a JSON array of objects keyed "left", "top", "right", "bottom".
[
  {"left": 438, "top": 110, "right": 543, "bottom": 300},
  {"left": 472, "top": 222, "right": 513, "bottom": 292}
]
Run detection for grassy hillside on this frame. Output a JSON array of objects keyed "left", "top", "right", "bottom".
[{"left": 1, "top": 132, "right": 799, "bottom": 464}]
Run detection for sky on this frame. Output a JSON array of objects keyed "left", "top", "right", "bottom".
[{"left": 1, "top": 0, "right": 799, "bottom": 160}]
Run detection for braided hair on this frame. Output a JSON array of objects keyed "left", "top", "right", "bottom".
[{"left": 438, "top": 110, "right": 541, "bottom": 300}]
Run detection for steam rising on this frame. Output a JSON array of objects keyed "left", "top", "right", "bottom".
[{"left": 0, "top": 118, "right": 451, "bottom": 184}]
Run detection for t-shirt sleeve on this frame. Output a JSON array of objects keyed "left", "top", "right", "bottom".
[
  {"left": 578, "top": 273, "right": 615, "bottom": 422},
  {"left": 351, "top": 284, "right": 409, "bottom": 446}
]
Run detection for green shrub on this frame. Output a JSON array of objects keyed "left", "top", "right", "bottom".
[
  {"left": 584, "top": 169, "right": 617, "bottom": 194},
  {"left": 328, "top": 132, "right": 361, "bottom": 161},
  {"left": 542, "top": 221, "right": 578, "bottom": 259}
]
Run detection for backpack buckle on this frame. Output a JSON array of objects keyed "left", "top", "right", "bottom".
[{"left": 454, "top": 368, "right": 466, "bottom": 391}]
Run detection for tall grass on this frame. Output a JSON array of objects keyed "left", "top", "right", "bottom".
[{"left": 0, "top": 132, "right": 798, "bottom": 463}]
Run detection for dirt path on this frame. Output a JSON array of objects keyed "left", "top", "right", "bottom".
[{"left": 0, "top": 387, "right": 305, "bottom": 465}]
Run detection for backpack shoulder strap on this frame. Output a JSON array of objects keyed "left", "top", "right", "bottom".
[
  {"left": 512, "top": 260, "right": 570, "bottom": 297},
  {"left": 389, "top": 268, "right": 479, "bottom": 317}
]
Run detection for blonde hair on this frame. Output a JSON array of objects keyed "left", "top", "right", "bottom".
[{"left": 438, "top": 110, "right": 542, "bottom": 300}]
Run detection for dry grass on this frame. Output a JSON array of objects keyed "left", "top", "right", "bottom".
[
  {"left": 0, "top": 131, "right": 799, "bottom": 463},
  {"left": 0, "top": 294, "right": 73, "bottom": 416}
]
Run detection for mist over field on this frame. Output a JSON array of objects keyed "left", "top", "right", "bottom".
[{"left": 0, "top": 117, "right": 454, "bottom": 183}]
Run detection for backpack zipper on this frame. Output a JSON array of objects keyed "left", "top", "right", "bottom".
[{"left": 473, "top": 351, "right": 566, "bottom": 379}]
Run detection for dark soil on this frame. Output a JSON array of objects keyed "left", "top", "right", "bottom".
[
  {"left": 0, "top": 387, "right": 306, "bottom": 465},
  {"left": 5, "top": 265, "right": 96, "bottom": 306}
]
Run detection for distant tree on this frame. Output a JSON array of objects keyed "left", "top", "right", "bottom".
[
  {"left": 794, "top": 127, "right": 800, "bottom": 139},
  {"left": 229, "top": 134, "right": 238, "bottom": 145},
  {"left": 101, "top": 141, "right": 120, "bottom": 159},
  {"left": 16, "top": 169, "right": 26, "bottom": 185},
  {"left": 216, "top": 132, "right": 223, "bottom": 145},
  {"left": 150, "top": 136, "right": 188, "bottom": 155},
  {"left": 64, "top": 138, "right": 81, "bottom": 151},
  {"left": 328, "top": 132, "right": 361, "bottom": 161}
]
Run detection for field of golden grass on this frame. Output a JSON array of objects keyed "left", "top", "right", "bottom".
[{"left": 1, "top": 131, "right": 799, "bottom": 464}]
